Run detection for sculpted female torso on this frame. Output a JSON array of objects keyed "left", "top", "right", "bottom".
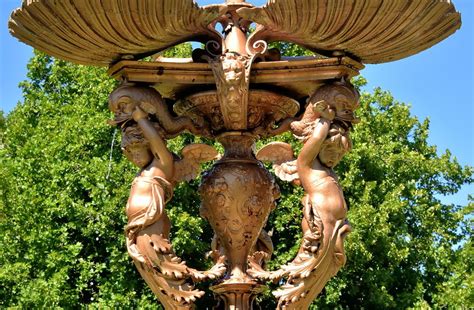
[
  {"left": 127, "top": 163, "right": 172, "bottom": 228},
  {"left": 109, "top": 84, "right": 227, "bottom": 307},
  {"left": 249, "top": 83, "right": 358, "bottom": 308},
  {"left": 122, "top": 106, "right": 175, "bottom": 261},
  {"left": 297, "top": 116, "right": 350, "bottom": 244}
]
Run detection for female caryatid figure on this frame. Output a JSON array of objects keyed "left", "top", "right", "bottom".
[
  {"left": 292, "top": 81, "right": 359, "bottom": 264},
  {"left": 123, "top": 106, "right": 175, "bottom": 266},
  {"left": 120, "top": 106, "right": 225, "bottom": 308},
  {"left": 295, "top": 103, "right": 353, "bottom": 262},
  {"left": 254, "top": 81, "right": 359, "bottom": 308}
]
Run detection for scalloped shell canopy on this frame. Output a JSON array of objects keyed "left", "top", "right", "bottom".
[
  {"left": 9, "top": 0, "right": 461, "bottom": 66},
  {"left": 239, "top": 0, "right": 461, "bottom": 63},
  {"left": 8, "top": 0, "right": 223, "bottom": 66}
]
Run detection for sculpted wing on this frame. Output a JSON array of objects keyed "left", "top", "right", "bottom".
[
  {"left": 174, "top": 144, "right": 220, "bottom": 183},
  {"left": 256, "top": 142, "right": 299, "bottom": 183}
]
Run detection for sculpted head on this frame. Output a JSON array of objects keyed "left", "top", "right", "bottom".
[
  {"left": 120, "top": 125, "right": 153, "bottom": 168},
  {"left": 318, "top": 123, "right": 352, "bottom": 168},
  {"left": 222, "top": 52, "right": 245, "bottom": 83}
]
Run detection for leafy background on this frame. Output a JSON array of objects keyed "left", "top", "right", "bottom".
[{"left": 0, "top": 44, "right": 472, "bottom": 308}]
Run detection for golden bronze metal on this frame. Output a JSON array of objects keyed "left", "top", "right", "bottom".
[
  {"left": 9, "top": 0, "right": 460, "bottom": 65},
  {"left": 254, "top": 82, "right": 358, "bottom": 308},
  {"left": 8, "top": 0, "right": 461, "bottom": 308},
  {"left": 238, "top": 0, "right": 461, "bottom": 63},
  {"left": 111, "top": 89, "right": 226, "bottom": 308}
]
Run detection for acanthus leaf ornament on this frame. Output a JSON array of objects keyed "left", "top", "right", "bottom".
[{"left": 203, "top": 10, "right": 269, "bottom": 131}]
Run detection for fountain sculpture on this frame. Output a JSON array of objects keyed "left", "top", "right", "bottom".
[{"left": 9, "top": 0, "right": 460, "bottom": 308}]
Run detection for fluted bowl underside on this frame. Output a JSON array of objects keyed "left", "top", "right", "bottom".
[
  {"left": 9, "top": 0, "right": 461, "bottom": 66},
  {"left": 240, "top": 0, "right": 461, "bottom": 63},
  {"left": 8, "top": 0, "right": 223, "bottom": 66}
]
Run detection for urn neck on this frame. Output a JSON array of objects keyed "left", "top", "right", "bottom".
[{"left": 217, "top": 132, "right": 256, "bottom": 161}]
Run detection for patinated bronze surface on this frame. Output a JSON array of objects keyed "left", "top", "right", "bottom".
[
  {"left": 9, "top": 0, "right": 461, "bottom": 309},
  {"left": 253, "top": 82, "right": 358, "bottom": 308},
  {"left": 108, "top": 19, "right": 361, "bottom": 306},
  {"left": 9, "top": 0, "right": 460, "bottom": 65}
]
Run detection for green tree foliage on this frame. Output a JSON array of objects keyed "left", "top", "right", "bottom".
[
  {"left": 0, "top": 46, "right": 472, "bottom": 308},
  {"left": 160, "top": 43, "right": 193, "bottom": 58},
  {"left": 0, "top": 51, "right": 148, "bottom": 308},
  {"left": 0, "top": 110, "right": 5, "bottom": 148},
  {"left": 269, "top": 41, "right": 314, "bottom": 57}
]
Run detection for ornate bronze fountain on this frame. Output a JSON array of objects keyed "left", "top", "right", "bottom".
[{"left": 9, "top": 0, "right": 460, "bottom": 308}]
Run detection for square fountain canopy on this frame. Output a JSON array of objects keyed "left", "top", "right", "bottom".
[{"left": 9, "top": 0, "right": 461, "bottom": 66}]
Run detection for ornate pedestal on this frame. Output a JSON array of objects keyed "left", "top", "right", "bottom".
[
  {"left": 200, "top": 133, "right": 280, "bottom": 285},
  {"left": 87, "top": 5, "right": 422, "bottom": 308}
]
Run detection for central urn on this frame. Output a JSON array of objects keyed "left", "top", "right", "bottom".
[{"left": 199, "top": 132, "right": 280, "bottom": 285}]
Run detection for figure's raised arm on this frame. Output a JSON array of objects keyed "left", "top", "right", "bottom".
[
  {"left": 132, "top": 107, "right": 174, "bottom": 173},
  {"left": 297, "top": 102, "right": 335, "bottom": 168}
]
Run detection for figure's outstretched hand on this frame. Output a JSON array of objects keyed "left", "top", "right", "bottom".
[
  {"left": 313, "top": 100, "right": 335, "bottom": 121},
  {"left": 132, "top": 106, "right": 148, "bottom": 122}
]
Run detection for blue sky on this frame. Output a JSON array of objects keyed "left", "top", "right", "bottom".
[{"left": 1, "top": 0, "right": 472, "bottom": 205}]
